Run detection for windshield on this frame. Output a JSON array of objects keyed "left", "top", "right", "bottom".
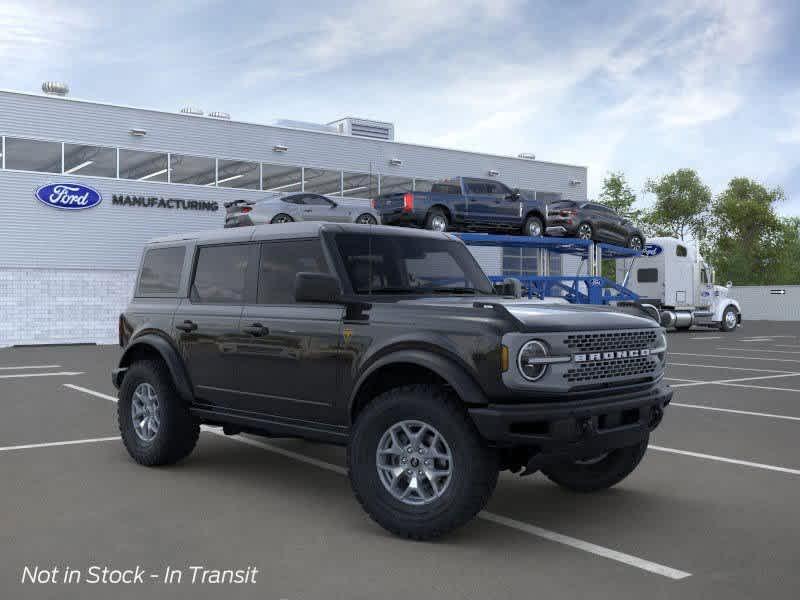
[{"left": 334, "top": 233, "right": 495, "bottom": 296}]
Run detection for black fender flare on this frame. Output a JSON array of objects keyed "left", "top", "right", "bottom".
[
  {"left": 113, "top": 334, "right": 194, "bottom": 404},
  {"left": 523, "top": 209, "right": 546, "bottom": 226},
  {"left": 348, "top": 349, "right": 489, "bottom": 421}
]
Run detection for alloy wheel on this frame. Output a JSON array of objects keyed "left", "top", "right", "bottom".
[
  {"left": 629, "top": 236, "right": 643, "bottom": 250},
  {"left": 430, "top": 215, "right": 447, "bottom": 232},
  {"left": 357, "top": 214, "right": 377, "bottom": 225},
  {"left": 527, "top": 220, "right": 543, "bottom": 236},
  {"left": 577, "top": 224, "right": 592, "bottom": 240},
  {"left": 376, "top": 420, "right": 453, "bottom": 505},
  {"left": 131, "top": 382, "right": 160, "bottom": 442}
]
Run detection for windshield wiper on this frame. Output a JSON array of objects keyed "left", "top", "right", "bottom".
[
  {"left": 419, "top": 287, "right": 483, "bottom": 295},
  {"left": 354, "top": 287, "right": 418, "bottom": 294}
]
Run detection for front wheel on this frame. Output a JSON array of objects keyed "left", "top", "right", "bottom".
[
  {"left": 355, "top": 213, "right": 378, "bottom": 225},
  {"left": 523, "top": 215, "right": 544, "bottom": 237},
  {"left": 628, "top": 234, "right": 644, "bottom": 250},
  {"left": 348, "top": 385, "right": 498, "bottom": 540},
  {"left": 720, "top": 306, "right": 739, "bottom": 332},
  {"left": 542, "top": 437, "right": 648, "bottom": 492},
  {"left": 576, "top": 222, "right": 593, "bottom": 240}
]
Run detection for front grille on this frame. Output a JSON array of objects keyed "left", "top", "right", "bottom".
[
  {"left": 564, "top": 355, "right": 657, "bottom": 383},
  {"left": 564, "top": 330, "right": 658, "bottom": 353}
]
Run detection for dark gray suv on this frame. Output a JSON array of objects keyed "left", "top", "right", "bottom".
[{"left": 114, "top": 222, "right": 671, "bottom": 539}]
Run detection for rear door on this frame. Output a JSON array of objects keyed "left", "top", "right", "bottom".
[
  {"left": 234, "top": 238, "right": 344, "bottom": 424},
  {"left": 463, "top": 179, "right": 492, "bottom": 226},
  {"left": 484, "top": 180, "right": 521, "bottom": 227},
  {"left": 174, "top": 243, "right": 252, "bottom": 409}
]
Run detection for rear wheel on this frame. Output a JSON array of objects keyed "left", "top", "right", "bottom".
[
  {"left": 576, "top": 222, "right": 593, "bottom": 240},
  {"left": 356, "top": 213, "right": 377, "bottom": 225},
  {"left": 348, "top": 385, "right": 498, "bottom": 540},
  {"left": 118, "top": 360, "right": 199, "bottom": 466},
  {"left": 720, "top": 306, "right": 739, "bottom": 332},
  {"left": 542, "top": 437, "right": 648, "bottom": 492},
  {"left": 270, "top": 213, "right": 293, "bottom": 224},
  {"left": 523, "top": 215, "right": 544, "bottom": 237},
  {"left": 424, "top": 209, "right": 449, "bottom": 232},
  {"left": 628, "top": 234, "right": 644, "bottom": 250}
]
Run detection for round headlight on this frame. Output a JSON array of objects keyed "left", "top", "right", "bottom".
[
  {"left": 655, "top": 331, "right": 667, "bottom": 363},
  {"left": 518, "top": 340, "right": 549, "bottom": 381}
]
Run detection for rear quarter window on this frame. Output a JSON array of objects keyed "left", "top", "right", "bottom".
[{"left": 136, "top": 246, "right": 186, "bottom": 297}]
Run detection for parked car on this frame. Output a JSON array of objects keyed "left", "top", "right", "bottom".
[
  {"left": 373, "top": 177, "right": 548, "bottom": 236},
  {"left": 546, "top": 200, "right": 645, "bottom": 249},
  {"left": 224, "top": 192, "right": 380, "bottom": 228},
  {"left": 114, "top": 222, "right": 671, "bottom": 540}
]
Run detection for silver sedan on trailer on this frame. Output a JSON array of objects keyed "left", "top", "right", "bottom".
[{"left": 224, "top": 192, "right": 381, "bottom": 228}]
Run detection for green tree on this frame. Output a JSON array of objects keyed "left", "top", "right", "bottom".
[
  {"left": 642, "top": 169, "right": 711, "bottom": 241},
  {"left": 598, "top": 171, "right": 640, "bottom": 220},
  {"left": 706, "top": 178, "right": 786, "bottom": 285}
]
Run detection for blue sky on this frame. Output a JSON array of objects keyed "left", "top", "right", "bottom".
[{"left": 2, "top": 0, "right": 799, "bottom": 213}]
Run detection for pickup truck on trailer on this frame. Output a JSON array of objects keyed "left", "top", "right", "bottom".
[
  {"left": 113, "top": 223, "right": 671, "bottom": 540},
  {"left": 373, "top": 176, "right": 549, "bottom": 236}
]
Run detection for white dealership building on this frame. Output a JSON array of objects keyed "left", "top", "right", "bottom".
[{"left": 0, "top": 85, "right": 588, "bottom": 346}]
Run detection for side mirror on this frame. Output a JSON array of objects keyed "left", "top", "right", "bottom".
[
  {"left": 295, "top": 272, "right": 342, "bottom": 303},
  {"left": 494, "top": 277, "right": 522, "bottom": 297},
  {"left": 508, "top": 188, "right": 521, "bottom": 200}
]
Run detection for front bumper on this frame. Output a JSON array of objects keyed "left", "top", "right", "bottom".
[{"left": 468, "top": 382, "right": 672, "bottom": 457}]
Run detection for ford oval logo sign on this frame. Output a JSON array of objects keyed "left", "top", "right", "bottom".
[
  {"left": 642, "top": 244, "right": 663, "bottom": 257},
  {"left": 35, "top": 183, "right": 103, "bottom": 210}
]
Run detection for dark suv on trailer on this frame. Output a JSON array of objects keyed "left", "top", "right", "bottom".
[
  {"left": 114, "top": 223, "right": 671, "bottom": 539},
  {"left": 547, "top": 200, "right": 645, "bottom": 249}
]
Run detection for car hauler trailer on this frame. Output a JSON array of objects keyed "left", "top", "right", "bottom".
[
  {"left": 616, "top": 236, "right": 741, "bottom": 332},
  {"left": 457, "top": 233, "right": 643, "bottom": 306}
]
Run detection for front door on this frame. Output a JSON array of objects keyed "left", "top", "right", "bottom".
[
  {"left": 233, "top": 238, "right": 344, "bottom": 424},
  {"left": 301, "top": 194, "right": 347, "bottom": 222},
  {"left": 174, "top": 242, "right": 251, "bottom": 409}
]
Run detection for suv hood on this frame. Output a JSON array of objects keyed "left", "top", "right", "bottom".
[{"left": 395, "top": 296, "right": 659, "bottom": 332}]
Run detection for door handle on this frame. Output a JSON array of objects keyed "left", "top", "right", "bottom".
[
  {"left": 176, "top": 320, "right": 197, "bottom": 332},
  {"left": 242, "top": 323, "right": 269, "bottom": 336},
  {"left": 303, "top": 209, "right": 313, "bottom": 213}
]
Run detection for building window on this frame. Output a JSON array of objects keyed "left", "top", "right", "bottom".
[
  {"left": 63, "top": 143, "right": 117, "bottom": 177},
  {"left": 262, "top": 163, "right": 302, "bottom": 193},
  {"left": 217, "top": 159, "right": 260, "bottom": 189},
  {"left": 303, "top": 167, "right": 341, "bottom": 195},
  {"left": 119, "top": 149, "right": 168, "bottom": 182},
  {"left": 170, "top": 154, "right": 216, "bottom": 186},
  {"left": 342, "top": 171, "right": 378, "bottom": 198},
  {"left": 502, "top": 248, "right": 537, "bottom": 276},
  {"left": 379, "top": 176, "right": 413, "bottom": 196},
  {"left": 4, "top": 137, "right": 61, "bottom": 173}
]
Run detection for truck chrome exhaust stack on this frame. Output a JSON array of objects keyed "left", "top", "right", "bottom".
[{"left": 660, "top": 310, "right": 677, "bottom": 328}]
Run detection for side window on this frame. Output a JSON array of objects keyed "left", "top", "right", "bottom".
[
  {"left": 637, "top": 268, "right": 659, "bottom": 283},
  {"left": 676, "top": 245, "right": 688, "bottom": 257},
  {"left": 466, "top": 181, "right": 487, "bottom": 194},
  {"left": 191, "top": 244, "right": 250, "bottom": 304},
  {"left": 258, "top": 239, "right": 330, "bottom": 304},
  {"left": 701, "top": 268, "right": 708, "bottom": 284},
  {"left": 305, "top": 195, "right": 334, "bottom": 206},
  {"left": 136, "top": 246, "right": 186, "bottom": 297},
  {"left": 283, "top": 195, "right": 303, "bottom": 205}
]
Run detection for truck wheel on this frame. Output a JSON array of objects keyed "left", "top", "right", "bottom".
[
  {"left": 720, "top": 306, "right": 739, "bottom": 332},
  {"left": 424, "top": 209, "right": 449, "bottom": 232},
  {"left": 118, "top": 360, "right": 200, "bottom": 466},
  {"left": 576, "top": 222, "right": 593, "bottom": 240},
  {"left": 542, "top": 436, "right": 648, "bottom": 493},
  {"left": 348, "top": 385, "right": 498, "bottom": 540},
  {"left": 523, "top": 215, "right": 544, "bottom": 237}
]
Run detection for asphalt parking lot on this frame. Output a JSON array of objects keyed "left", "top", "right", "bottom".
[{"left": 2, "top": 321, "right": 800, "bottom": 599}]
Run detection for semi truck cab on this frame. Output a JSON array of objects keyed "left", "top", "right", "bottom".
[{"left": 618, "top": 236, "right": 741, "bottom": 332}]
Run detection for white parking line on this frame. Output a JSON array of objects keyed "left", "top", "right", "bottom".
[
  {"left": 666, "top": 372, "right": 800, "bottom": 388},
  {"left": 671, "top": 352, "right": 800, "bottom": 364},
  {"left": 718, "top": 347, "right": 800, "bottom": 355},
  {"left": 0, "top": 436, "right": 119, "bottom": 453},
  {"left": 0, "top": 364, "right": 61, "bottom": 370},
  {"left": 689, "top": 336, "right": 721, "bottom": 340},
  {"left": 670, "top": 402, "right": 800, "bottom": 422},
  {"left": 0, "top": 371, "right": 84, "bottom": 379},
  {"left": 62, "top": 384, "right": 691, "bottom": 580},
  {"left": 668, "top": 362, "right": 795, "bottom": 374},
  {"left": 718, "top": 382, "right": 800, "bottom": 394},
  {"left": 650, "top": 445, "right": 800, "bottom": 476},
  {"left": 773, "top": 344, "right": 800, "bottom": 349}
]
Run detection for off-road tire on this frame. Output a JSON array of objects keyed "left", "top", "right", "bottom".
[
  {"left": 348, "top": 384, "right": 498, "bottom": 540},
  {"left": 542, "top": 436, "right": 649, "bottom": 493},
  {"left": 424, "top": 208, "right": 449, "bottom": 232},
  {"left": 523, "top": 215, "right": 544, "bottom": 237},
  {"left": 118, "top": 360, "right": 200, "bottom": 466}
]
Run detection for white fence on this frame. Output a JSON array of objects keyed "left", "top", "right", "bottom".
[{"left": 728, "top": 285, "right": 800, "bottom": 321}]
